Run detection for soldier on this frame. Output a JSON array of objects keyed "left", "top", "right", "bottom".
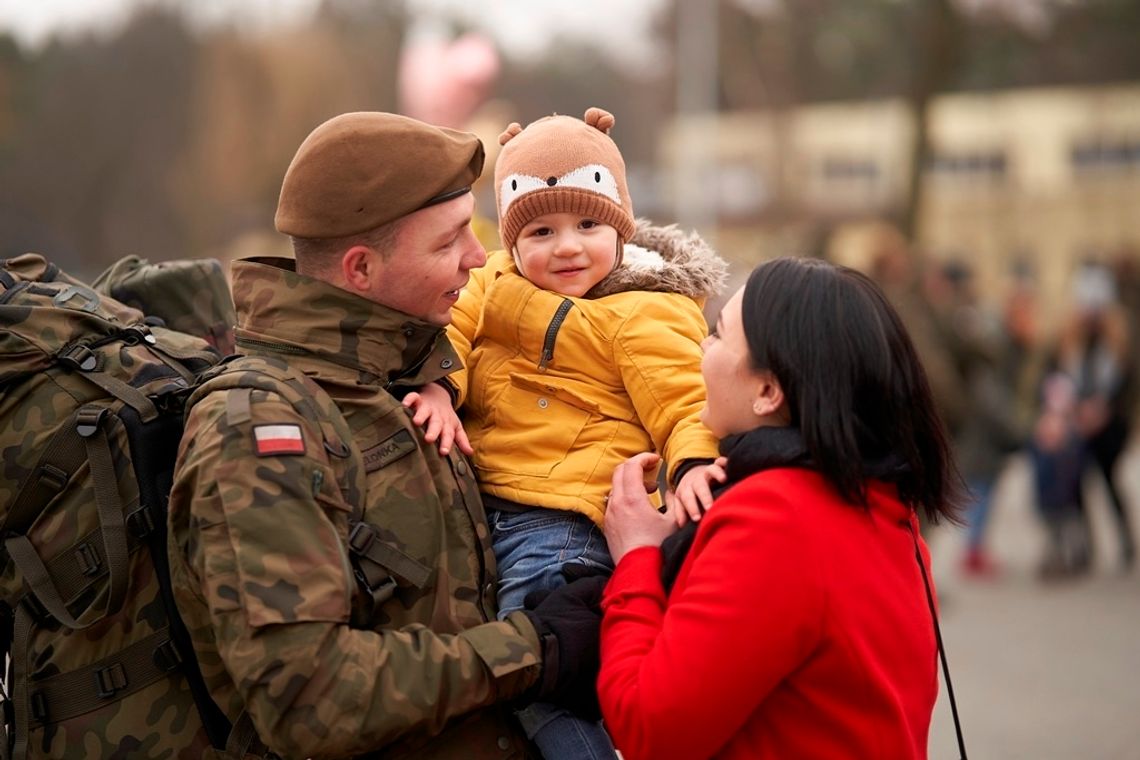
[{"left": 167, "top": 112, "right": 604, "bottom": 759}]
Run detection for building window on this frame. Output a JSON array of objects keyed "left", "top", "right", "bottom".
[
  {"left": 926, "top": 151, "right": 1008, "bottom": 180},
  {"left": 1071, "top": 139, "right": 1140, "bottom": 173},
  {"left": 820, "top": 157, "right": 881, "bottom": 183}
]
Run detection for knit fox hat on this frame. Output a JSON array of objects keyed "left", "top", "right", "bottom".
[{"left": 494, "top": 107, "right": 636, "bottom": 254}]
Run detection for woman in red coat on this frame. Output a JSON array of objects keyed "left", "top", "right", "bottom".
[{"left": 598, "top": 257, "right": 965, "bottom": 760}]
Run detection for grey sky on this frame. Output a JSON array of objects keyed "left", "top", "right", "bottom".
[{"left": 0, "top": 0, "right": 669, "bottom": 69}]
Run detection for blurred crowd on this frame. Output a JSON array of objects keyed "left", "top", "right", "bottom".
[{"left": 827, "top": 222, "right": 1138, "bottom": 581}]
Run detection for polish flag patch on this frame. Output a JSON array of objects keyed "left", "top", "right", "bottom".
[{"left": 253, "top": 424, "right": 305, "bottom": 456}]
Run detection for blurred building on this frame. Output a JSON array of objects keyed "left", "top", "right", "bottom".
[{"left": 658, "top": 83, "right": 1140, "bottom": 312}]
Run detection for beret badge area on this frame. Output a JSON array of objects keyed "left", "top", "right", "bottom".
[{"left": 499, "top": 163, "right": 622, "bottom": 215}]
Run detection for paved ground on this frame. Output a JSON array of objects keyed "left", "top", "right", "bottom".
[{"left": 926, "top": 438, "right": 1140, "bottom": 760}]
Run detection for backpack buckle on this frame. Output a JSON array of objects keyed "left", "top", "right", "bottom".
[
  {"left": 75, "top": 406, "right": 107, "bottom": 438},
  {"left": 74, "top": 541, "right": 102, "bottom": 577},
  {"left": 126, "top": 506, "right": 156, "bottom": 539},
  {"left": 352, "top": 568, "right": 397, "bottom": 607},
  {"left": 20, "top": 594, "right": 47, "bottom": 623},
  {"left": 152, "top": 639, "right": 183, "bottom": 672},
  {"left": 29, "top": 691, "right": 48, "bottom": 723},
  {"left": 36, "top": 463, "right": 69, "bottom": 492},
  {"left": 347, "top": 522, "right": 375, "bottom": 555},
  {"left": 121, "top": 325, "right": 156, "bottom": 346},
  {"left": 58, "top": 344, "right": 98, "bottom": 372},
  {"left": 94, "top": 662, "right": 127, "bottom": 699}
]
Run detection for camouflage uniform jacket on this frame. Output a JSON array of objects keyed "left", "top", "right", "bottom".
[{"left": 168, "top": 257, "right": 542, "bottom": 760}]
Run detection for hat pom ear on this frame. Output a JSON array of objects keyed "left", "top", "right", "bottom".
[
  {"left": 499, "top": 122, "right": 523, "bottom": 145},
  {"left": 584, "top": 107, "right": 615, "bottom": 134}
]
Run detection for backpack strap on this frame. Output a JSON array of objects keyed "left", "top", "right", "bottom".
[
  {"left": 23, "top": 630, "right": 183, "bottom": 729},
  {"left": 192, "top": 358, "right": 421, "bottom": 624},
  {"left": 3, "top": 406, "right": 131, "bottom": 629},
  {"left": 9, "top": 602, "right": 35, "bottom": 760},
  {"left": 55, "top": 343, "right": 159, "bottom": 422}
]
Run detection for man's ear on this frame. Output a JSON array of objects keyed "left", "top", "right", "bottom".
[
  {"left": 752, "top": 371, "right": 787, "bottom": 422},
  {"left": 340, "top": 245, "right": 379, "bottom": 294}
]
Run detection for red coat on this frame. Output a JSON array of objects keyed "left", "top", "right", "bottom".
[{"left": 599, "top": 468, "right": 939, "bottom": 760}]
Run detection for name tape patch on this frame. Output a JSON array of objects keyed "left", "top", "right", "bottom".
[
  {"left": 253, "top": 424, "right": 305, "bottom": 456},
  {"left": 361, "top": 429, "right": 415, "bottom": 472}
]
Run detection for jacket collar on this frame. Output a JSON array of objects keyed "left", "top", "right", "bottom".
[{"left": 230, "top": 256, "right": 458, "bottom": 388}]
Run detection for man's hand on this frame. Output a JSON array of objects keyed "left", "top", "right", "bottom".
[
  {"left": 521, "top": 575, "right": 609, "bottom": 721},
  {"left": 402, "top": 382, "right": 473, "bottom": 456},
  {"left": 668, "top": 457, "right": 728, "bottom": 527}
]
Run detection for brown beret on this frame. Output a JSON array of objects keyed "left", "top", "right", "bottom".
[{"left": 275, "top": 112, "right": 485, "bottom": 239}]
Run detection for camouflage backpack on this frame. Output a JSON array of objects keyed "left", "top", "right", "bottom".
[
  {"left": 91, "top": 255, "right": 237, "bottom": 357},
  {"left": 0, "top": 254, "right": 234, "bottom": 759}
]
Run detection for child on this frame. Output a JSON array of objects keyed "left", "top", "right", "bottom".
[
  {"left": 407, "top": 108, "right": 726, "bottom": 758},
  {"left": 1030, "top": 371, "right": 1089, "bottom": 577}
]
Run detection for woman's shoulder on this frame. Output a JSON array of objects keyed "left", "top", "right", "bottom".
[
  {"left": 726, "top": 466, "right": 831, "bottom": 496},
  {"left": 711, "top": 468, "right": 838, "bottom": 521}
]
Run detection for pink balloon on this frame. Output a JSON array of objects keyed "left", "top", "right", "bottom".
[{"left": 399, "top": 33, "right": 501, "bottom": 129}]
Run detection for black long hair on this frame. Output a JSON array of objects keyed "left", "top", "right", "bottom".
[{"left": 740, "top": 257, "right": 964, "bottom": 523}]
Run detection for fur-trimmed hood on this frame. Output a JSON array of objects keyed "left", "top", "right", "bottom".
[{"left": 585, "top": 218, "right": 728, "bottom": 300}]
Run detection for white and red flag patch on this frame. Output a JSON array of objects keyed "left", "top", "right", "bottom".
[{"left": 253, "top": 424, "right": 305, "bottom": 456}]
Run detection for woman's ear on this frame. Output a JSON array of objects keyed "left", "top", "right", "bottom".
[
  {"left": 752, "top": 371, "right": 787, "bottom": 423},
  {"left": 340, "top": 245, "right": 378, "bottom": 293}
]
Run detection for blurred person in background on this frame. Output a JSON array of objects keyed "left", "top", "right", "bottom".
[
  {"left": 1110, "top": 247, "right": 1140, "bottom": 420},
  {"left": 1030, "top": 369, "right": 1090, "bottom": 578},
  {"left": 929, "top": 260, "right": 1031, "bottom": 578},
  {"left": 1050, "top": 262, "right": 1136, "bottom": 572},
  {"left": 1039, "top": 263, "right": 1135, "bottom": 576}
]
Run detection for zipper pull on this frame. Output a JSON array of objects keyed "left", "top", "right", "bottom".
[{"left": 538, "top": 299, "right": 574, "bottom": 373}]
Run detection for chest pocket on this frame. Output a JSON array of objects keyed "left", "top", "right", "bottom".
[
  {"left": 348, "top": 413, "right": 440, "bottom": 627},
  {"left": 479, "top": 374, "right": 598, "bottom": 477}
]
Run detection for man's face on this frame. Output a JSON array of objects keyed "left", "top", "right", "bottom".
[{"left": 365, "top": 193, "right": 487, "bottom": 325}]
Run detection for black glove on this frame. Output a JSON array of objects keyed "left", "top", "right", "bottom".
[
  {"left": 560, "top": 561, "right": 612, "bottom": 584},
  {"left": 521, "top": 573, "right": 609, "bottom": 721},
  {"left": 522, "top": 562, "right": 611, "bottom": 609}
]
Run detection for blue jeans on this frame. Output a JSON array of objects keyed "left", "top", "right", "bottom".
[
  {"left": 487, "top": 507, "right": 617, "bottom": 760},
  {"left": 964, "top": 479, "right": 994, "bottom": 551}
]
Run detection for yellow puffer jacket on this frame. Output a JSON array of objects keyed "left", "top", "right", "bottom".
[{"left": 447, "top": 220, "right": 728, "bottom": 527}]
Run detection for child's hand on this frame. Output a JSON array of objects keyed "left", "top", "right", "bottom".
[
  {"left": 402, "top": 382, "right": 474, "bottom": 457},
  {"left": 668, "top": 458, "right": 728, "bottom": 527}
]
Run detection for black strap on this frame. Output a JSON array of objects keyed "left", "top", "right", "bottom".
[
  {"left": 909, "top": 523, "right": 968, "bottom": 760},
  {"left": 113, "top": 402, "right": 234, "bottom": 751}
]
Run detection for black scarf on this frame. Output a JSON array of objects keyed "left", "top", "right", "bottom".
[{"left": 659, "top": 426, "right": 909, "bottom": 592}]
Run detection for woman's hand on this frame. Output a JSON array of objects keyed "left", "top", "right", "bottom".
[{"left": 604, "top": 452, "right": 678, "bottom": 564}]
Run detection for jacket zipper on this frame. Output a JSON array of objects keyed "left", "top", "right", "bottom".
[
  {"left": 236, "top": 336, "right": 310, "bottom": 355},
  {"left": 538, "top": 299, "right": 574, "bottom": 372}
]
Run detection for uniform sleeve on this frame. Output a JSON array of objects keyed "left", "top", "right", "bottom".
[
  {"left": 445, "top": 255, "right": 496, "bottom": 407},
  {"left": 598, "top": 482, "right": 825, "bottom": 760},
  {"left": 175, "top": 389, "right": 541, "bottom": 759},
  {"left": 613, "top": 293, "right": 721, "bottom": 483}
]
